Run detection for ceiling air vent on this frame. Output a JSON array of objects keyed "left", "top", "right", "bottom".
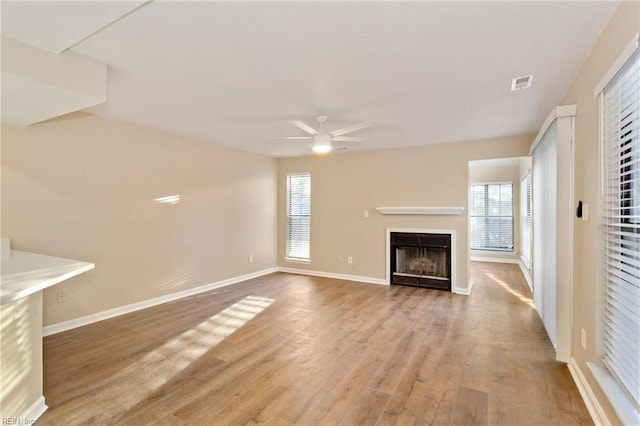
[{"left": 511, "top": 74, "right": 534, "bottom": 91}]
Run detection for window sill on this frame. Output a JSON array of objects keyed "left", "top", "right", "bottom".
[
  {"left": 588, "top": 362, "right": 640, "bottom": 425},
  {"left": 283, "top": 257, "right": 312, "bottom": 265},
  {"left": 470, "top": 249, "right": 515, "bottom": 255}
]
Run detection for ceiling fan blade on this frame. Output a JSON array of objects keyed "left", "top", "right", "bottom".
[
  {"left": 268, "top": 136, "right": 312, "bottom": 140},
  {"left": 330, "top": 122, "right": 373, "bottom": 137},
  {"left": 332, "top": 136, "right": 367, "bottom": 142},
  {"left": 291, "top": 120, "right": 319, "bottom": 135}
]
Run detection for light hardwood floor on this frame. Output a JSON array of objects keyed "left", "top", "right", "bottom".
[{"left": 38, "top": 263, "right": 592, "bottom": 425}]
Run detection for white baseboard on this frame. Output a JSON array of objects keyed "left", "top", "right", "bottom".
[
  {"left": 20, "top": 396, "right": 48, "bottom": 423},
  {"left": 470, "top": 256, "right": 520, "bottom": 264},
  {"left": 454, "top": 287, "right": 470, "bottom": 295},
  {"left": 277, "top": 267, "right": 388, "bottom": 286},
  {"left": 43, "top": 267, "right": 278, "bottom": 336},
  {"left": 455, "top": 279, "right": 474, "bottom": 296},
  {"left": 278, "top": 267, "right": 472, "bottom": 295},
  {"left": 43, "top": 263, "right": 465, "bottom": 336},
  {"left": 519, "top": 260, "right": 533, "bottom": 291},
  {"left": 568, "top": 357, "right": 610, "bottom": 426}
]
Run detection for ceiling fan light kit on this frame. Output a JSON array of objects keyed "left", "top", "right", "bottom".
[
  {"left": 311, "top": 133, "right": 333, "bottom": 153},
  {"left": 311, "top": 142, "right": 332, "bottom": 154},
  {"left": 270, "top": 115, "right": 373, "bottom": 155}
]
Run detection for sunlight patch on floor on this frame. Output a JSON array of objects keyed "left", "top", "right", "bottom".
[
  {"left": 110, "top": 295, "right": 275, "bottom": 412},
  {"left": 484, "top": 272, "right": 535, "bottom": 309}
]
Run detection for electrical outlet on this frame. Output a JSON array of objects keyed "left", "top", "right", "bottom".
[
  {"left": 364, "top": 209, "right": 369, "bottom": 218},
  {"left": 581, "top": 328, "right": 587, "bottom": 349},
  {"left": 347, "top": 256, "right": 353, "bottom": 264},
  {"left": 57, "top": 291, "right": 67, "bottom": 303},
  {"left": 248, "top": 254, "right": 254, "bottom": 263}
]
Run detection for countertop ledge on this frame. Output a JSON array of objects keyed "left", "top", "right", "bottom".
[{"left": 1, "top": 250, "right": 94, "bottom": 305}]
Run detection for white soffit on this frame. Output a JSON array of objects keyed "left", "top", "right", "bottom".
[
  {"left": 1, "top": 72, "right": 105, "bottom": 127},
  {"left": 1, "top": 37, "right": 107, "bottom": 126},
  {"left": 0, "top": 1, "right": 150, "bottom": 54}
]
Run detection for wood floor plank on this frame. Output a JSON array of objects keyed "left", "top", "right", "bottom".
[
  {"left": 36, "top": 264, "right": 593, "bottom": 425},
  {"left": 449, "top": 386, "right": 489, "bottom": 426},
  {"left": 340, "top": 388, "right": 391, "bottom": 425}
]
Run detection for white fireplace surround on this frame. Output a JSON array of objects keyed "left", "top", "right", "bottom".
[{"left": 386, "top": 228, "right": 458, "bottom": 293}]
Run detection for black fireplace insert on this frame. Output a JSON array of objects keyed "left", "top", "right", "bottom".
[{"left": 390, "top": 232, "right": 451, "bottom": 291}]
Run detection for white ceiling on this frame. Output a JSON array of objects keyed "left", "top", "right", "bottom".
[
  {"left": 1, "top": 1, "right": 620, "bottom": 158},
  {"left": 0, "top": 1, "right": 148, "bottom": 53}
]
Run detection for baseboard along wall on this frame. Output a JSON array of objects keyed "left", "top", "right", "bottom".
[
  {"left": 43, "top": 267, "right": 278, "bottom": 336},
  {"left": 277, "top": 266, "right": 388, "bottom": 286},
  {"left": 519, "top": 260, "right": 533, "bottom": 291},
  {"left": 20, "top": 396, "right": 48, "bottom": 424},
  {"left": 44, "top": 265, "right": 472, "bottom": 336},
  {"left": 567, "top": 357, "right": 610, "bottom": 426}
]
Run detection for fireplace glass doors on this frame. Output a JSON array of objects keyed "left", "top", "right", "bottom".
[{"left": 390, "top": 232, "right": 451, "bottom": 291}]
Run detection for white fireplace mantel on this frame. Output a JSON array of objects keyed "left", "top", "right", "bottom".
[{"left": 376, "top": 206, "right": 464, "bottom": 215}]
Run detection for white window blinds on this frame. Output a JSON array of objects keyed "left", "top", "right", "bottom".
[
  {"left": 470, "top": 183, "right": 514, "bottom": 251},
  {"left": 520, "top": 172, "right": 532, "bottom": 265},
  {"left": 600, "top": 49, "right": 640, "bottom": 408},
  {"left": 286, "top": 173, "right": 311, "bottom": 260}
]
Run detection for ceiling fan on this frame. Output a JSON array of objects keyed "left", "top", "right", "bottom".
[{"left": 270, "top": 115, "right": 373, "bottom": 154}]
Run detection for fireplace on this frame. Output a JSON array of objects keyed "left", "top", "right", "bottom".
[{"left": 389, "top": 232, "right": 452, "bottom": 291}]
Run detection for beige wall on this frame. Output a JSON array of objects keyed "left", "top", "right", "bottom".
[
  {"left": 468, "top": 163, "right": 521, "bottom": 263},
  {"left": 277, "top": 135, "right": 532, "bottom": 290},
  {"left": 1, "top": 114, "right": 278, "bottom": 326},
  {"left": 561, "top": 1, "right": 639, "bottom": 424}
]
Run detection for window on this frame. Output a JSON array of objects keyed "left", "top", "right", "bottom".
[
  {"left": 520, "top": 172, "right": 532, "bottom": 265},
  {"left": 600, "top": 48, "right": 640, "bottom": 409},
  {"left": 286, "top": 173, "right": 311, "bottom": 261},
  {"left": 470, "top": 182, "right": 514, "bottom": 251}
]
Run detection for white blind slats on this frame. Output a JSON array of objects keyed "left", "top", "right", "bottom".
[
  {"left": 605, "top": 267, "right": 640, "bottom": 292},
  {"left": 617, "top": 78, "right": 639, "bottom": 103},
  {"left": 286, "top": 173, "right": 311, "bottom": 260},
  {"left": 604, "top": 282, "right": 640, "bottom": 319},
  {"left": 600, "top": 48, "right": 640, "bottom": 408},
  {"left": 605, "top": 250, "right": 640, "bottom": 269},
  {"left": 604, "top": 330, "right": 640, "bottom": 376},
  {"left": 605, "top": 331, "right": 640, "bottom": 372},
  {"left": 470, "top": 183, "right": 514, "bottom": 251},
  {"left": 605, "top": 348, "right": 640, "bottom": 394},
  {"left": 520, "top": 172, "right": 532, "bottom": 263}
]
